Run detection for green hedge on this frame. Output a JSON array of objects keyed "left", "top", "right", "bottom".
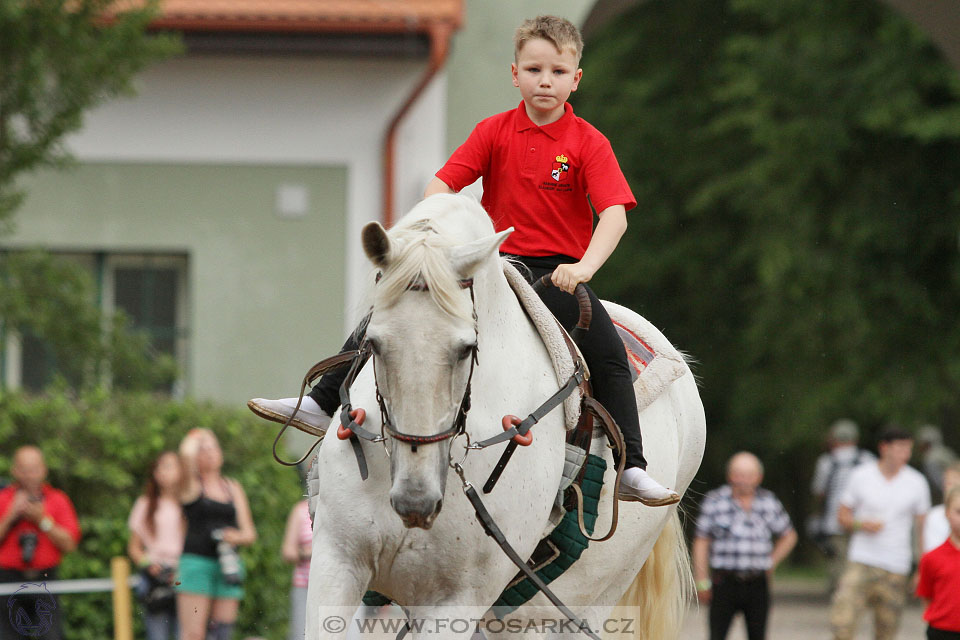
[{"left": 0, "top": 388, "right": 305, "bottom": 640}]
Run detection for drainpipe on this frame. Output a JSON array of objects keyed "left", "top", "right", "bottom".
[{"left": 382, "top": 22, "right": 454, "bottom": 228}]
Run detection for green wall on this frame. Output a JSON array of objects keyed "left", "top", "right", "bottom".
[{"left": 9, "top": 162, "right": 347, "bottom": 410}]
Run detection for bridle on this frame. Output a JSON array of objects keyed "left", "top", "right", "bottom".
[
  {"left": 347, "top": 277, "right": 478, "bottom": 452},
  {"left": 314, "top": 276, "right": 479, "bottom": 479}
]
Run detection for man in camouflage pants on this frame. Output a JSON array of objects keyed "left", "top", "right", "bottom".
[{"left": 829, "top": 427, "right": 930, "bottom": 640}]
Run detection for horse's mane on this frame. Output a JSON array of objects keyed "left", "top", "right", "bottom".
[{"left": 372, "top": 195, "right": 492, "bottom": 322}]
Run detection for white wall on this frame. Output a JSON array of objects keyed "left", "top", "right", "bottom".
[{"left": 66, "top": 53, "right": 448, "bottom": 326}]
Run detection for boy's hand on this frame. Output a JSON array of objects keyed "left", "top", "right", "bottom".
[{"left": 551, "top": 262, "right": 595, "bottom": 294}]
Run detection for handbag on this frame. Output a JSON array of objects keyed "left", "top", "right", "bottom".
[{"left": 136, "top": 565, "right": 177, "bottom": 613}]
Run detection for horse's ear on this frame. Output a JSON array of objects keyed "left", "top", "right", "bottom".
[
  {"left": 362, "top": 222, "right": 392, "bottom": 267},
  {"left": 448, "top": 227, "right": 513, "bottom": 278}
]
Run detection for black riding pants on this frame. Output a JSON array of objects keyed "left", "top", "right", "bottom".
[{"left": 309, "top": 254, "right": 647, "bottom": 469}]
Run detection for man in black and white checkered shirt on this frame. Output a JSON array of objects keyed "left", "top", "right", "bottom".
[{"left": 693, "top": 451, "right": 797, "bottom": 640}]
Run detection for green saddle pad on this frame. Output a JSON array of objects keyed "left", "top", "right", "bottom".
[{"left": 362, "top": 453, "right": 607, "bottom": 612}]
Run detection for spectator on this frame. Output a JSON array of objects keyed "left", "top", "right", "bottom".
[
  {"left": 917, "top": 425, "right": 958, "bottom": 503},
  {"left": 177, "top": 429, "right": 257, "bottom": 640},
  {"left": 830, "top": 426, "right": 931, "bottom": 640},
  {"left": 923, "top": 461, "right": 960, "bottom": 554},
  {"left": 916, "top": 485, "right": 960, "bottom": 640},
  {"left": 128, "top": 451, "right": 186, "bottom": 640},
  {"left": 810, "top": 419, "right": 875, "bottom": 586},
  {"left": 0, "top": 446, "right": 81, "bottom": 640},
  {"left": 693, "top": 451, "right": 798, "bottom": 640},
  {"left": 281, "top": 498, "right": 311, "bottom": 640}
]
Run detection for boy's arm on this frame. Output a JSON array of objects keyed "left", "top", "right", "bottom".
[
  {"left": 424, "top": 177, "right": 455, "bottom": 198},
  {"left": 552, "top": 204, "right": 627, "bottom": 293}
]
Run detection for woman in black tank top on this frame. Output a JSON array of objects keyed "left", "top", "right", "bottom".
[{"left": 176, "top": 429, "right": 257, "bottom": 640}]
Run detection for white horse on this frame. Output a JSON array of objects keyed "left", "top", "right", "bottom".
[{"left": 305, "top": 194, "right": 706, "bottom": 639}]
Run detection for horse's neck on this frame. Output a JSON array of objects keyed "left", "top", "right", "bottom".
[{"left": 476, "top": 262, "right": 539, "bottom": 350}]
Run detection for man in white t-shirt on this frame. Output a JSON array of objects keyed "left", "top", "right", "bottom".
[
  {"left": 829, "top": 427, "right": 931, "bottom": 640},
  {"left": 922, "top": 461, "right": 960, "bottom": 553}
]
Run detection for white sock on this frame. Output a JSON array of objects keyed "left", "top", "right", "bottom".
[
  {"left": 283, "top": 395, "right": 323, "bottom": 413},
  {"left": 622, "top": 466, "right": 644, "bottom": 485}
]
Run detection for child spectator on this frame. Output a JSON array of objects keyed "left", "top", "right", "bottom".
[
  {"left": 923, "top": 461, "right": 960, "bottom": 553},
  {"left": 916, "top": 485, "right": 960, "bottom": 640},
  {"left": 281, "top": 498, "right": 311, "bottom": 640}
]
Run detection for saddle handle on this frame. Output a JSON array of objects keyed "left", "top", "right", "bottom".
[{"left": 532, "top": 274, "right": 593, "bottom": 345}]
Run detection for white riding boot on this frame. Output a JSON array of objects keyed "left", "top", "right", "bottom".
[
  {"left": 247, "top": 395, "right": 332, "bottom": 437},
  {"left": 618, "top": 467, "right": 681, "bottom": 506}
]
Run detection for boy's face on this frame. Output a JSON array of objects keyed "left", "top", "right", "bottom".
[
  {"left": 512, "top": 38, "right": 582, "bottom": 124},
  {"left": 946, "top": 495, "right": 960, "bottom": 538}
]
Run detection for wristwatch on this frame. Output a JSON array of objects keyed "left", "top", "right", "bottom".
[{"left": 39, "top": 516, "right": 53, "bottom": 532}]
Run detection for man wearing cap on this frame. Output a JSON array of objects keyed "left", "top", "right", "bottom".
[
  {"left": 811, "top": 419, "right": 875, "bottom": 589},
  {"left": 917, "top": 425, "right": 958, "bottom": 504}
]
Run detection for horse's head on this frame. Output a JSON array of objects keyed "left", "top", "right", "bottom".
[{"left": 361, "top": 195, "right": 510, "bottom": 529}]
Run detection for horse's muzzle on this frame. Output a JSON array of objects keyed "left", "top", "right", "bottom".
[{"left": 390, "top": 492, "right": 443, "bottom": 529}]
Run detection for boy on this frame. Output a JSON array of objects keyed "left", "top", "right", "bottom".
[
  {"left": 923, "top": 461, "right": 960, "bottom": 553},
  {"left": 916, "top": 485, "right": 960, "bottom": 639},
  {"left": 249, "top": 15, "right": 679, "bottom": 506}
]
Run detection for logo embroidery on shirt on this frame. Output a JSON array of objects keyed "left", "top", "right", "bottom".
[{"left": 551, "top": 154, "right": 570, "bottom": 182}]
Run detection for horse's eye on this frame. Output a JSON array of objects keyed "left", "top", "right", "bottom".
[{"left": 457, "top": 344, "right": 475, "bottom": 362}]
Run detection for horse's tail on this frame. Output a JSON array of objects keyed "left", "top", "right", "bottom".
[{"left": 609, "top": 508, "right": 694, "bottom": 639}]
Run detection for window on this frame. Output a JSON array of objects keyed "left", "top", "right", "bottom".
[{"left": 2, "top": 252, "right": 189, "bottom": 394}]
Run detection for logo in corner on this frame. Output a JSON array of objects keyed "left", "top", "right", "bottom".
[
  {"left": 8, "top": 582, "right": 56, "bottom": 637},
  {"left": 551, "top": 153, "right": 570, "bottom": 182}
]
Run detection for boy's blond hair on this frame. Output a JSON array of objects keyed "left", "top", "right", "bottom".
[
  {"left": 945, "top": 484, "right": 960, "bottom": 510},
  {"left": 514, "top": 15, "right": 584, "bottom": 63}
]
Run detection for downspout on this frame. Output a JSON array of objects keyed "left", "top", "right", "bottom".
[{"left": 382, "top": 22, "right": 454, "bottom": 228}]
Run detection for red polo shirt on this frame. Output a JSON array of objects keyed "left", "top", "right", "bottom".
[
  {"left": 436, "top": 102, "right": 636, "bottom": 259},
  {"left": 917, "top": 539, "right": 960, "bottom": 632},
  {"left": 0, "top": 484, "right": 81, "bottom": 571}
]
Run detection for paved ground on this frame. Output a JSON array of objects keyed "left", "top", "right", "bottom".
[
  {"left": 340, "top": 577, "right": 927, "bottom": 639},
  {"left": 680, "top": 577, "right": 927, "bottom": 639}
]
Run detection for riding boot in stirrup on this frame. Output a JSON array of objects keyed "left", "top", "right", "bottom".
[
  {"left": 247, "top": 395, "right": 332, "bottom": 438},
  {"left": 618, "top": 467, "right": 681, "bottom": 507}
]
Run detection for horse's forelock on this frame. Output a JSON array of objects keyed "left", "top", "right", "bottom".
[
  {"left": 367, "top": 195, "right": 494, "bottom": 322},
  {"left": 373, "top": 227, "right": 473, "bottom": 322}
]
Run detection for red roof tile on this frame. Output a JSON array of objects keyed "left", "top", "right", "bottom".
[{"left": 148, "top": 0, "right": 463, "bottom": 34}]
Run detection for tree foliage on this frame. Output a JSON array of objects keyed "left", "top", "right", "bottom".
[
  {"left": 0, "top": 0, "right": 180, "bottom": 227},
  {"left": 576, "top": 0, "right": 960, "bottom": 520},
  {"left": 0, "top": 1, "right": 181, "bottom": 390},
  {"left": 0, "top": 390, "right": 304, "bottom": 640}
]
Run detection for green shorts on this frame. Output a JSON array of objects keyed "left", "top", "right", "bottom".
[{"left": 176, "top": 553, "right": 245, "bottom": 599}]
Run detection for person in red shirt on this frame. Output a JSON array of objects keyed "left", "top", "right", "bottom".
[
  {"left": 248, "top": 15, "right": 679, "bottom": 505},
  {"left": 0, "top": 446, "right": 81, "bottom": 640},
  {"left": 916, "top": 485, "right": 960, "bottom": 640}
]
